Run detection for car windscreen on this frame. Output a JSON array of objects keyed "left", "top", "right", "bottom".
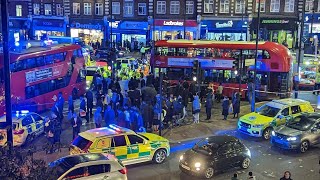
[
  {"left": 257, "top": 105, "right": 280, "bottom": 117},
  {"left": 86, "top": 70, "right": 96, "bottom": 76},
  {"left": 286, "top": 116, "right": 315, "bottom": 131},
  {"left": 192, "top": 138, "right": 218, "bottom": 155},
  {"left": 72, "top": 136, "right": 93, "bottom": 150}
]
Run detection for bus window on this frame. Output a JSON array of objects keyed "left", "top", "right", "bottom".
[
  {"left": 210, "top": 70, "right": 224, "bottom": 82},
  {"left": 26, "top": 58, "right": 36, "bottom": 69},
  {"left": 224, "top": 70, "right": 237, "bottom": 83},
  {"left": 168, "top": 48, "right": 175, "bottom": 56},
  {"left": 53, "top": 53, "right": 66, "bottom": 62},
  {"left": 45, "top": 55, "right": 54, "bottom": 65},
  {"left": 176, "top": 48, "right": 187, "bottom": 56}
]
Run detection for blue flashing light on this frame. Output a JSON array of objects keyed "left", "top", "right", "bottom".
[
  {"left": 15, "top": 42, "right": 19, "bottom": 47},
  {"left": 20, "top": 110, "right": 29, "bottom": 114},
  {"left": 109, "top": 124, "right": 121, "bottom": 132}
]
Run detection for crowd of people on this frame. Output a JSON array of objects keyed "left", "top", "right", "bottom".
[{"left": 231, "top": 171, "right": 293, "bottom": 180}]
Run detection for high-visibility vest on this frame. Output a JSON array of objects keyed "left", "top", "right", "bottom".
[{"left": 316, "top": 73, "right": 320, "bottom": 83}]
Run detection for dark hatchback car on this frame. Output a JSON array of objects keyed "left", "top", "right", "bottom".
[{"left": 179, "top": 136, "right": 251, "bottom": 179}]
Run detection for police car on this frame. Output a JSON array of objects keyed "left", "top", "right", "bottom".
[
  {"left": 0, "top": 111, "right": 45, "bottom": 146},
  {"left": 70, "top": 124, "right": 170, "bottom": 165},
  {"left": 238, "top": 98, "right": 314, "bottom": 140}
]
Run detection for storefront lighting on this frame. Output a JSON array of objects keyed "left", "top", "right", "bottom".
[
  {"left": 306, "top": 61, "right": 310, "bottom": 65},
  {"left": 193, "top": 76, "right": 197, "bottom": 81},
  {"left": 234, "top": 70, "right": 238, "bottom": 75},
  {"left": 15, "top": 42, "right": 19, "bottom": 47}
]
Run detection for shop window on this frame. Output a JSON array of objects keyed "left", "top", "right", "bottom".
[
  {"left": 255, "top": 0, "right": 265, "bottom": 12},
  {"left": 186, "top": 1, "right": 194, "bottom": 14},
  {"left": 235, "top": 0, "right": 245, "bottom": 14},
  {"left": 270, "top": 0, "right": 280, "bottom": 12},
  {"left": 44, "top": 4, "right": 52, "bottom": 15},
  {"left": 56, "top": 4, "right": 63, "bottom": 16},
  {"left": 138, "top": 3, "right": 147, "bottom": 15},
  {"left": 157, "top": 1, "right": 166, "bottom": 14},
  {"left": 170, "top": 1, "right": 180, "bottom": 14},
  {"left": 16, "top": 5, "right": 22, "bottom": 17},
  {"left": 219, "top": 0, "right": 230, "bottom": 13},
  {"left": 124, "top": 1, "right": 134, "bottom": 17},
  {"left": 112, "top": 2, "right": 120, "bottom": 14},
  {"left": 284, "top": 0, "right": 295, "bottom": 12},
  {"left": 95, "top": 3, "right": 103, "bottom": 15},
  {"left": 204, "top": 0, "right": 214, "bottom": 13},
  {"left": 73, "top": 3, "right": 80, "bottom": 15},
  {"left": 33, "top": 3, "right": 40, "bottom": 15}
]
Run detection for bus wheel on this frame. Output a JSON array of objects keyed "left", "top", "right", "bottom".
[{"left": 72, "top": 88, "right": 78, "bottom": 100}]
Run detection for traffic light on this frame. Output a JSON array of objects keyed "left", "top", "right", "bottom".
[{"left": 192, "top": 60, "right": 199, "bottom": 80}]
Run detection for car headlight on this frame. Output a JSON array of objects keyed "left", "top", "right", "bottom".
[
  {"left": 179, "top": 155, "right": 183, "bottom": 161},
  {"left": 252, "top": 124, "right": 264, "bottom": 128},
  {"left": 86, "top": 81, "right": 90, "bottom": 84},
  {"left": 246, "top": 149, "right": 251, "bottom": 157},
  {"left": 194, "top": 162, "right": 201, "bottom": 168},
  {"left": 271, "top": 131, "right": 275, "bottom": 136},
  {"left": 287, "top": 137, "right": 297, "bottom": 141}
]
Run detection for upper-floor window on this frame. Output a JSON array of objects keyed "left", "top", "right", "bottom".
[
  {"left": 124, "top": 0, "right": 134, "bottom": 17},
  {"left": 44, "top": 4, "right": 52, "bottom": 15},
  {"left": 270, "top": 0, "right": 280, "bottom": 12},
  {"left": 73, "top": 3, "right": 80, "bottom": 15},
  {"left": 16, "top": 5, "right": 22, "bottom": 16},
  {"left": 157, "top": 1, "right": 166, "bottom": 14},
  {"left": 204, "top": 0, "right": 214, "bottom": 13},
  {"left": 235, "top": 0, "right": 245, "bottom": 14},
  {"left": 138, "top": 3, "right": 147, "bottom": 15},
  {"left": 305, "top": 0, "right": 314, "bottom": 12},
  {"left": 112, "top": 2, "right": 120, "bottom": 14},
  {"left": 56, "top": 4, "right": 63, "bottom": 16},
  {"left": 220, "top": 0, "right": 230, "bottom": 13},
  {"left": 186, "top": 1, "right": 194, "bottom": 14},
  {"left": 255, "top": 0, "right": 266, "bottom": 12},
  {"left": 284, "top": 0, "right": 295, "bottom": 12},
  {"left": 170, "top": 1, "right": 180, "bottom": 14},
  {"left": 95, "top": 3, "right": 103, "bottom": 15},
  {"left": 84, "top": 3, "right": 92, "bottom": 15},
  {"left": 33, "top": 3, "right": 40, "bottom": 15}
]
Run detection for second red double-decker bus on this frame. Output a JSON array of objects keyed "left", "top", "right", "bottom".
[
  {"left": 0, "top": 43, "right": 86, "bottom": 116},
  {"left": 153, "top": 40, "right": 292, "bottom": 100}
]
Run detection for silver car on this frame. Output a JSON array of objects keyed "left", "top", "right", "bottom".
[{"left": 271, "top": 113, "right": 320, "bottom": 153}]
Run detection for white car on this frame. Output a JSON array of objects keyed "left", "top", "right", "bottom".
[{"left": 49, "top": 153, "right": 127, "bottom": 180}]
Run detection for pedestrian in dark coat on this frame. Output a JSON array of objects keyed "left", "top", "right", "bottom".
[
  {"left": 79, "top": 96, "right": 88, "bottom": 123},
  {"left": 140, "top": 101, "right": 153, "bottom": 129},
  {"left": 205, "top": 92, "right": 213, "bottom": 120},
  {"left": 71, "top": 113, "right": 82, "bottom": 139},
  {"left": 57, "top": 92, "right": 65, "bottom": 120},
  {"left": 68, "top": 95, "right": 74, "bottom": 114},
  {"left": 232, "top": 92, "right": 240, "bottom": 118},
  {"left": 222, "top": 96, "right": 230, "bottom": 120},
  {"left": 94, "top": 107, "right": 102, "bottom": 128},
  {"left": 104, "top": 105, "right": 116, "bottom": 126},
  {"left": 86, "top": 89, "right": 94, "bottom": 118}
]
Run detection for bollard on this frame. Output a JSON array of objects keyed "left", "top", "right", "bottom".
[{"left": 317, "top": 95, "right": 320, "bottom": 109}]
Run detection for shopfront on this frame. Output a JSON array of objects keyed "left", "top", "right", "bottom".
[
  {"left": 9, "top": 18, "right": 31, "bottom": 43},
  {"left": 304, "top": 13, "right": 320, "bottom": 39},
  {"left": 32, "top": 18, "right": 66, "bottom": 40},
  {"left": 109, "top": 21, "right": 148, "bottom": 50},
  {"left": 69, "top": 19, "right": 105, "bottom": 46},
  {"left": 151, "top": 20, "right": 198, "bottom": 40},
  {"left": 250, "top": 18, "right": 297, "bottom": 49},
  {"left": 201, "top": 19, "right": 247, "bottom": 41}
]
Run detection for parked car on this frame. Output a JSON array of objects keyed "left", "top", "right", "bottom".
[
  {"left": 48, "top": 153, "right": 127, "bottom": 180},
  {"left": 0, "top": 111, "right": 45, "bottom": 146},
  {"left": 238, "top": 98, "right": 314, "bottom": 140},
  {"left": 179, "top": 135, "right": 251, "bottom": 179},
  {"left": 70, "top": 124, "right": 170, "bottom": 165},
  {"left": 271, "top": 113, "right": 320, "bottom": 153}
]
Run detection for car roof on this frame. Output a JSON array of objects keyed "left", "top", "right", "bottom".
[
  {"left": 206, "top": 135, "right": 238, "bottom": 146},
  {"left": 79, "top": 124, "right": 135, "bottom": 141},
  {"left": 49, "top": 153, "right": 110, "bottom": 168},
  {"left": 0, "top": 112, "right": 41, "bottom": 123},
  {"left": 270, "top": 98, "right": 309, "bottom": 107}
]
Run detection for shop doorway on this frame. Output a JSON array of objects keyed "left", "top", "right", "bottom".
[
  {"left": 71, "top": 28, "right": 104, "bottom": 46},
  {"left": 122, "top": 34, "right": 146, "bottom": 51}
]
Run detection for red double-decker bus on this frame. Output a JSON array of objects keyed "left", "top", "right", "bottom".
[
  {"left": 153, "top": 40, "right": 292, "bottom": 99},
  {"left": 0, "top": 43, "right": 86, "bottom": 116}
]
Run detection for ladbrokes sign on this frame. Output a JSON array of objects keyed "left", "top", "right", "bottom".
[{"left": 163, "top": 21, "right": 184, "bottom": 26}]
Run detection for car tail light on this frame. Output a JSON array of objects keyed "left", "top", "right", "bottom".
[
  {"left": 118, "top": 168, "right": 127, "bottom": 174},
  {"left": 13, "top": 129, "right": 24, "bottom": 135}
]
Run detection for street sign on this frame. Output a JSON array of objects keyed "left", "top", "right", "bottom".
[{"left": 245, "top": 59, "right": 255, "bottom": 66}]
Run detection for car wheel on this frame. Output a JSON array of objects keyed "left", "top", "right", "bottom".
[
  {"left": 263, "top": 128, "right": 272, "bottom": 140},
  {"left": 204, "top": 167, "right": 214, "bottom": 179},
  {"left": 153, "top": 149, "right": 167, "bottom": 164},
  {"left": 300, "top": 141, "right": 309, "bottom": 153},
  {"left": 240, "top": 157, "right": 251, "bottom": 169}
]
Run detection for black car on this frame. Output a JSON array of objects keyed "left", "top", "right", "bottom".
[
  {"left": 179, "top": 136, "right": 251, "bottom": 179},
  {"left": 95, "top": 47, "right": 110, "bottom": 58}
]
